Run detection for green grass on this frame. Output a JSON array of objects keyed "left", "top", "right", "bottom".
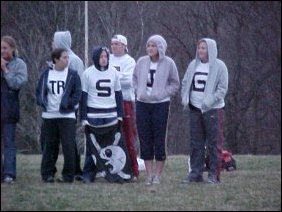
[{"left": 1, "top": 155, "right": 281, "bottom": 211}]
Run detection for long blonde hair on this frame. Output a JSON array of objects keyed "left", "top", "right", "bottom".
[{"left": 1, "top": 35, "right": 18, "bottom": 57}]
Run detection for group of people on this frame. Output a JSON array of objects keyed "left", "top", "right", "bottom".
[{"left": 1, "top": 31, "right": 228, "bottom": 185}]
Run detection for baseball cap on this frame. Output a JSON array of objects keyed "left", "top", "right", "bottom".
[{"left": 111, "top": 34, "right": 128, "bottom": 52}]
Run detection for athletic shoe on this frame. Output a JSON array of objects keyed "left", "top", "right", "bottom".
[
  {"left": 145, "top": 176, "right": 153, "bottom": 185},
  {"left": 3, "top": 176, "right": 15, "bottom": 184},
  {"left": 152, "top": 176, "right": 161, "bottom": 184},
  {"left": 96, "top": 171, "right": 106, "bottom": 178},
  {"left": 74, "top": 175, "right": 84, "bottom": 181},
  {"left": 82, "top": 178, "right": 93, "bottom": 184},
  {"left": 181, "top": 176, "right": 203, "bottom": 184},
  {"left": 56, "top": 177, "right": 73, "bottom": 183},
  {"left": 42, "top": 176, "right": 55, "bottom": 183},
  {"left": 207, "top": 176, "right": 220, "bottom": 184},
  {"left": 131, "top": 176, "right": 138, "bottom": 182}
]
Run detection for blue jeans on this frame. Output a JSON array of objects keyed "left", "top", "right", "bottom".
[{"left": 1, "top": 123, "right": 17, "bottom": 179}]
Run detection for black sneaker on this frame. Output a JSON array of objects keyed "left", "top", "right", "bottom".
[
  {"left": 56, "top": 177, "right": 73, "bottom": 183},
  {"left": 74, "top": 175, "right": 84, "bottom": 181},
  {"left": 181, "top": 176, "right": 203, "bottom": 184},
  {"left": 42, "top": 176, "right": 55, "bottom": 183},
  {"left": 82, "top": 178, "right": 93, "bottom": 184}
]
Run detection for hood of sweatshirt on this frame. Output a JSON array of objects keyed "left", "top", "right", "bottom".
[
  {"left": 196, "top": 38, "right": 218, "bottom": 65},
  {"left": 53, "top": 31, "right": 73, "bottom": 51},
  {"left": 146, "top": 35, "right": 167, "bottom": 60},
  {"left": 92, "top": 46, "right": 110, "bottom": 71},
  {"left": 53, "top": 31, "right": 84, "bottom": 78}
]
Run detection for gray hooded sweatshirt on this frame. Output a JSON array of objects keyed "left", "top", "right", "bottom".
[
  {"left": 53, "top": 31, "right": 84, "bottom": 78},
  {"left": 133, "top": 35, "right": 180, "bottom": 103},
  {"left": 2, "top": 57, "right": 28, "bottom": 90},
  {"left": 181, "top": 38, "right": 228, "bottom": 113}
]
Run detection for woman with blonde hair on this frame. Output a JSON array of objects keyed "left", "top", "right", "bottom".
[{"left": 1, "top": 35, "right": 28, "bottom": 183}]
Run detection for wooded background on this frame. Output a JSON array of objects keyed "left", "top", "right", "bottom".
[{"left": 1, "top": 1, "right": 281, "bottom": 155}]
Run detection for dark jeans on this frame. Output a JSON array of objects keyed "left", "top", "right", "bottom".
[
  {"left": 188, "top": 105, "right": 224, "bottom": 181},
  {"left": 136, "top": 101, "right": 170, "bottom": 161},
  {"left": 41, "top": 118, "right": 76, "bottom": 181},
  {"left": 1, "top": 123, "right": 17, "bottom": 180},
  {"left": 40, "top": 121, "right": 82, "bottom": 176},
  {"left": 83, "top": 134, "right": 97, "bottom": 182}
]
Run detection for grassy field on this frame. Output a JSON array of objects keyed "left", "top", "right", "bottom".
[{"left": 1, "top": 154, "right": 281, "bottom": 211}]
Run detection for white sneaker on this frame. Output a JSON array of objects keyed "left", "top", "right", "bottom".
[
  {"left": 137, "top": 157, "right": 146, "bottom": 171},
  {"left": 132, "top": 176, "right": 138, "bottom": 182},
  {"left": 96, "top": 171, "right": 106, "bottom": 178},
  {"left": 4, "top": 176, "right": 14, "bottom": 184},
  {"left": 145, "top": 177, "right": 153, "bottom": 185},
  {"left": 152, "top": 176, "right": 161, "bottom": 184}
]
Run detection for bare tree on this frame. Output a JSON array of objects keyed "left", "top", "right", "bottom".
[{"left": 1, "top": 1, "right": 280, "bottom": 155}]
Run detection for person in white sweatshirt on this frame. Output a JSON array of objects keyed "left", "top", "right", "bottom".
[
  {"left": 110, "top": 34, "right": 139, "bottom": 180},
  {"left": 181, "top": 38, "right": 228, "bottom": 184}
]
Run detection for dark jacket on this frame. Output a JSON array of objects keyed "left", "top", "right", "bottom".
[
  {"left": 36, "top": 68, "right": 82, "bottom": 114},
  {"left": 1, "top": 57, "right": 28, "bottom": 123}
]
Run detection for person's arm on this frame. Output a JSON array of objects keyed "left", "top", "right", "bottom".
[
  {"left": 214, "top": 63, "right": 228, "bottom": 102},
  {"left": 3, "top": 59, "right": 28, "bottom": 90},
  {"left": 166, "top": 60, "right": 180, "bottom": 96},
  {"left": 1, "top": 58, "right": 8, "bottom": 72},
  {"left": 69, "top": 72, "right": 82, "bottom": 107},
  {"left": 132, "top": 60, "right": 139, "bottom": 92},
  {"left": 181, "top": 61, "right": 194, "bottom": 107},
  {"left": 115, "top": 90, "right": 124, "bottom": 120},
  {"left": 80, "top": 71, "right": 88, "bottom": 122},
  {"left": 202, "top": 62, "right": 228, "bottom": 110},
  {"left": 119, "top": 58, "right": 136, "bottom": 89},
  {"left": 35, "top": 71, "right": 45, "bottom": 107},
  {"left": 115, "top": 71, "right": 124, "bottom": 120}
]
